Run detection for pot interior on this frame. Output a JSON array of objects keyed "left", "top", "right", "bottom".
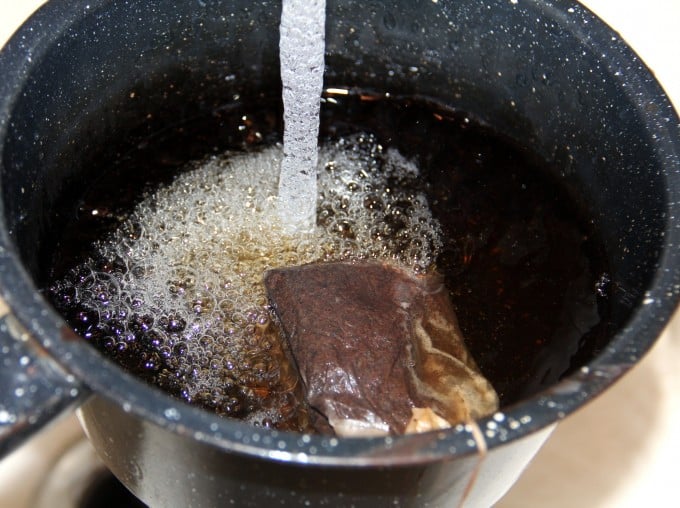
[{"left": 0, "top": 0, "right": 673, "bottom": 424}]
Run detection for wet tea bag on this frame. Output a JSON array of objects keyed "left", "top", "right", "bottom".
[{"left": 264, "top": 261, "right": 499, "bottom": 436}]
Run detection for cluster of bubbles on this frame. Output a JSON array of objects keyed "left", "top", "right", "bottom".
[
  {"left": 317, "top": 134, "right": 442, "bottom": 270},
  {"left": 48, "top": 133, "right": 442, "bottom": 431}
]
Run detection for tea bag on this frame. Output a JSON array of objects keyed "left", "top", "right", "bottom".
[{"left": 264, "top": 262, "right": 499, "bottom": 436}]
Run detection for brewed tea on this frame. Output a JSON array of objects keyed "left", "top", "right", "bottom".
[{"left": 45, "top": 92, "right": 612, "bottom": 431}]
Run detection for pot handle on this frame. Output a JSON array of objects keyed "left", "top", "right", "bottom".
[{"left": 0, "top": 297, "right": 85, "bottom": 459}]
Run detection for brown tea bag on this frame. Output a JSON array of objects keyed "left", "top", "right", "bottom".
[{"left": 264, "top": 261, "right": 498, "bottom": 436}]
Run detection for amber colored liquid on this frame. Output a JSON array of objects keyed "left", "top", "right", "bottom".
[{"left": 45, "top": 91, "right": 612, "bottom": 428}]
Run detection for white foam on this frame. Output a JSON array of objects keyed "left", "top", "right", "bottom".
[{"left": 63, "top": 136, "right": 442, "bottom": 415}]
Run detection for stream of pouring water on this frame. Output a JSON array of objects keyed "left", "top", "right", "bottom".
[
  {"left": 277, "top": 6, "right": 489, "bottom": 501},
  {"left": 277, "top": 0, "right": 326, "bottom": 232}
]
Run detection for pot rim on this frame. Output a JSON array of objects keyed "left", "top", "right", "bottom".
[{"left": 1, "top": 0, "right": 679, "bottom": 467}]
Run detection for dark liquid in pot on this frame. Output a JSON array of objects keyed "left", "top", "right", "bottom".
[{"left": 44, "top": 91, "right": 613, "bottom": 431}]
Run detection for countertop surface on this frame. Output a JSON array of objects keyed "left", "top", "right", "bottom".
[{"left": 1, "top": 1, "right": 679, "bottom": 507}]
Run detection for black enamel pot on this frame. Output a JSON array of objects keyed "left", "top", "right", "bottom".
[{"left": 1, "top": 1, "right": 679, "bottom": 507}]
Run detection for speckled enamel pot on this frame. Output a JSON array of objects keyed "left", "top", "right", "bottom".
[{"left": 1, "top": 1, "right": 679, "bottom": 507}]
